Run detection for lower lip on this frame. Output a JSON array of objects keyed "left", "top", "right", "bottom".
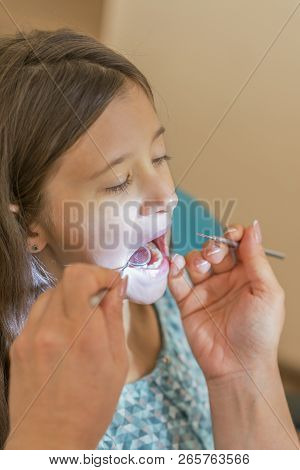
[{"left": 130, "top": 256, "right": 169, "bottom": 280}]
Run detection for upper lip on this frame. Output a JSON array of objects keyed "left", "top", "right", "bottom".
[
  {"left": 128, "top": 225, "right": 170, "bottom": 261},
  {"left": 145, "top": 226, "right": 170, "bottom": 245}
]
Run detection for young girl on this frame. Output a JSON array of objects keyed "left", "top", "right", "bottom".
[{"left": 1, "top": 28, "right": 298, "bottom": 450}]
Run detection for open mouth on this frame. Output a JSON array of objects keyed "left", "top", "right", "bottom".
[{"left": 129, "top": 231, "right": 169, "bottom": 270}]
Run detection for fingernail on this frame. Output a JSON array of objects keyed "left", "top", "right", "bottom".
[
  {"left": 206, "top": 243, "right": 222, "bottom": 257},
  {"left": 90, "top": 294, "right": 101, "bottom": 308},
  {"left": 118, "top": 275, "right": 128, "bottom": 299},
  {"left": 194, "top": 257, "right": 211, "bottom": 273},
  {"left": 253, "top": 220, "right": 262, "bottom": 244},
  {"left": 170, "top": 253, "right": 185, "bottom": 277},
  {"left": 223, "top": 226, "right": 237, "bottom": 236},
  {"left": 89, "top": 288, "right": 107, "bottom": 308}
]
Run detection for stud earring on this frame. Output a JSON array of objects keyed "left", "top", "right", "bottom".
[{"left": 31, "top": 245, "right": 39, "bottom": 252}]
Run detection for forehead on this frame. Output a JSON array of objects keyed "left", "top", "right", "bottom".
[{"left": 55, "top": 83, "right": 160, "bottom": 181}]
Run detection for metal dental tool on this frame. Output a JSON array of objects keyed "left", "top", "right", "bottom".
[
  {"left": 89, "top": 245, "right": 152, "bottom": 307},
  {"left": 64, "top": 246, "right": 152, "bottom": 308}
]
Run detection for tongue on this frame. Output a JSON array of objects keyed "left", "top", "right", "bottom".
[{"left": 129, "top": 246, "right": 151, "bottom": 266}]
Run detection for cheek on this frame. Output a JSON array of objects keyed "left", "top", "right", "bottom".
[
  {"left": 84, "top": 207, "right": 131, "bottom": 269},
  {"left": 42, "top": 193, "right": 131, "bottom": 268},
  {"left": 162, "top": 164, "right": 175, "bottom": 187},
  {"left": 46, "top": 202, "right": 98, "bottom": 254}
]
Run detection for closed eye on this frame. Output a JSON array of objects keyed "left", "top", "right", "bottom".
[
  {"left": 104, "top": 155, "right": 172, "bottom": 195},
  {"left": 104, "top": 174, "right": 132, "bottom": 194},
  {"left": 152, "top": 154, "right": 172, "bottom": 166}
]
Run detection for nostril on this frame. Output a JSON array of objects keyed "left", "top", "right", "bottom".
[{"left": 139, "top": 204, "right": 167, "bottom": 216}]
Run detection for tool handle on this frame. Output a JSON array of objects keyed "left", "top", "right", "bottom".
[
  {"left": 215, "top": 236, "right": 285, "bottom": 259},
  {"left": 196, "top": 233, "right": 286, "bottom": 260}
]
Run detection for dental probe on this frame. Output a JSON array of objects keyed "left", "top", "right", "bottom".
[
  {"left": 89, "top": 246, "right": 152, "bottom": 307},
  {"left": 196, "top": 233, "right": 286, "bottom": 260}
]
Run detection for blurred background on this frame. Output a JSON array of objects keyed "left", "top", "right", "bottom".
[{"left": 1, "top": 0, "right": 299, "bottom": 427}]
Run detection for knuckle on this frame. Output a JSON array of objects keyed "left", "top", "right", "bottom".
[{"left": 63, "top": 263, "right": 86, "bottom": 280}]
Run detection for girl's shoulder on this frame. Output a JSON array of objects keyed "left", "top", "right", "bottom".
[
  {"left": 97, "top": 286, "right": 214, "bottom": 450},
  {"left": 154, "top": 285, "right": 209, "bottom": 394},
  {"left": 153, "top": 287, "right": 214, "bottom": 449}
]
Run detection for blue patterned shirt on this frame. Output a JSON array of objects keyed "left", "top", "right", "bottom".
[{"left": 97, "top": 287, "right": 214, "bottom": 450}]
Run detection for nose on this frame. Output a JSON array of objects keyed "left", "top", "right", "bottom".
[{"left": 139, "top": 179, "right": 178, "bottom": 217}]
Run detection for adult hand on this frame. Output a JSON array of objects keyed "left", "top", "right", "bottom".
[
  {"left": 5, "top": 263, "right": 128, "bottom": 450},
  {"left": 168, "top": 221, "right": 284, "bottom": 380},
  {"left": 168, "top": 221, "right": 299, "bottom": 449}
]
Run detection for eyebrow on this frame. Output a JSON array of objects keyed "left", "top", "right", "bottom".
[{"left": 87, "top": 125, "right": 166, "bottom": 181}]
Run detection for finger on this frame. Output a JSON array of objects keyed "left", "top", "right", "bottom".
[
  {"left": 38, "top": 281, "right": 110, "bottom": 355},
  {"left": 23, "top": 288, "right": 55, "bottom": 330},
  {"left": 209, "top": 223, "right": 245, "bottom": 273},
  {"left": 202, "top": 242, "right": 239, "bottom": 274},
  {"left": 100, "top": 276, "right": 128, "bottom": 361},
  {"left": 168, "top": 253, "right": 194, "bottom": 303},
  {"left": 223, "top": 223, "right": 245, "bottom": 242},
  {"left": 184, "top": 249, "right": 213, "bottom": 285},
  {"left": 24, "top": 286, "right": 73, "bottom": 353},
  {"left": 61, "top": 263, "right": 120, "bottom": 320},
  {"left": 200, "top": 240, "right": 233, "bottom": 274},
  {"left": 178, "top": 273, "right": 227, "bottom": 319},
  {"left": 238, "top": 220, "right": 281, "bottom": 292},
  {"left": 31, "top": 282, "right": 69, "bottom": 332}
]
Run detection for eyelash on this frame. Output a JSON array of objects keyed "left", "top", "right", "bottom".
[
  {"left": 104, "top": 154, "right": 172, "bottom": 194},
  {"left": 104, "top": 174, "right": 133, "bottom": 194},
  {"left": 152, "top": 154, "right": 172, "bottom": 167}
]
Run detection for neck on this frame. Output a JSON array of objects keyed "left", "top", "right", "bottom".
[
  {"left": 122, "top": 299, "right": 162, "bottom": 384},
  {"left": 122, "top": 299, "right": 152, "bottom": 351}
]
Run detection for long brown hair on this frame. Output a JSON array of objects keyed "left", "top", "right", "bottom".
[{"left": 0, "top": 27, "right": 154, "bottom": 448}]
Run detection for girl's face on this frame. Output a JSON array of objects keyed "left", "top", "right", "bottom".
[{"left": 38, "top": 82, "right": 178, "bottom": 304}]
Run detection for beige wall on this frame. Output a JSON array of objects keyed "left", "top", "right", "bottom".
[
  {"left": 0, "top": 0, "right": 102, "bottom": 36},
  {"left": 99, "top": 0, "right": 300, "bottom": 370},
  {"left": 1, "top": 1, "right": 299, "bottom": 369}
]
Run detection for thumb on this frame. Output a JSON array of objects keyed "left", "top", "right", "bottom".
[{"left": 238, "top": 220, "right": 279, "bottom": 291}]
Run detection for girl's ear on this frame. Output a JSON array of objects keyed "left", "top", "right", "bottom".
[
  {"left": 8, "top": 203, "right": 48, "bottom": 253},
  {"left": 26, "top": 222, "right": 48, "bottom": 253}
]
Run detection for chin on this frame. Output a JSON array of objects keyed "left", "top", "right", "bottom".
[
  {"left": 125, "top": 270, "right": 168, "bottom": 304},
  {"left": 126, "top": 277, "right": 168, "bottom": 304}
]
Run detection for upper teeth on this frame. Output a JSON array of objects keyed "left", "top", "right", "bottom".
[{"left": 146, "top": 241, "right": 163, "bottom": 269}]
